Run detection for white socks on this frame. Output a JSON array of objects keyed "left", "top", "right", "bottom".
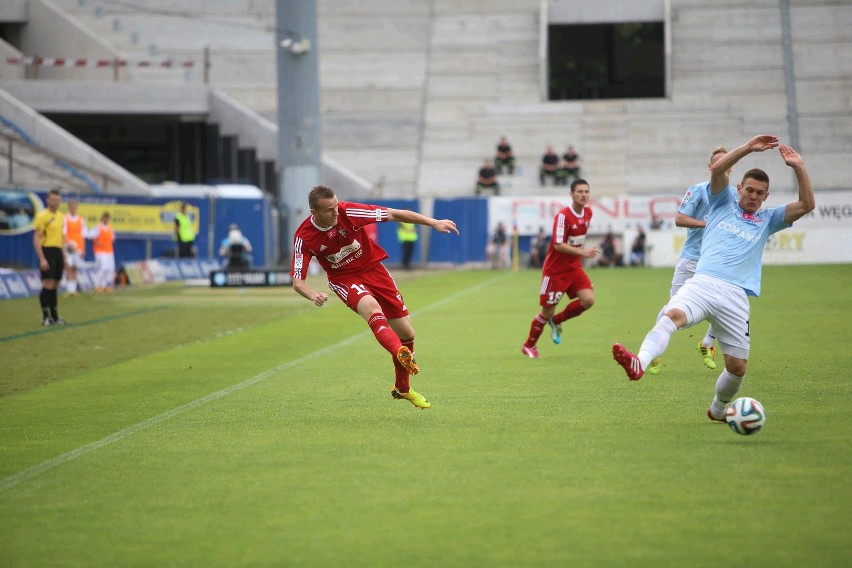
[
  {"left": 710, "top": 369, "right": 744, "bottom": 417},
  {"left": 638, "top": 316, "right": 678, "bottom": 369}
]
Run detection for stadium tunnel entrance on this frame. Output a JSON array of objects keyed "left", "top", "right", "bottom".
[{"left": 44, "top": 113, "right": 277, "bottom": 197}]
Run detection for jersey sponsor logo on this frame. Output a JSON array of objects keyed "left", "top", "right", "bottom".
[
  {"left": 568, "top": 235, "right": 586, "bottom": 246},
  {"left": 717, "top": 221, "right": 758, "bottom": 242},
  {"left": 326, "top": 239, "right": 362, "bottom": 267}
]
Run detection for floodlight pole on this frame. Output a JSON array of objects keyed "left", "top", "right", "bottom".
[{"left": 276, "top": 0, "right": 322, "bottom": 263}]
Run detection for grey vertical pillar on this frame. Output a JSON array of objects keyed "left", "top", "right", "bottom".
[
  {"left": 276, "top": 0, "right": 322, "bottom": 262},
  {"left": 779, "top": 0, "right": 800, "bottom": 150}
]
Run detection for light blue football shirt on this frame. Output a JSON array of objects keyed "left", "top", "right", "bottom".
[
  {"left": 677, "top": 181, "right": 737, "bottom": 261},
  {"left": 696, "top": 189, "right": 790, "bottom": 297}
]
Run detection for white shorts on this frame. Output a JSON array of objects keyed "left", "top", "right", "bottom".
[
  {"left": 667, "top": 273, "right": 751, "bottom": 359},
  {"left": 669, "top": 257, "right": 698, "bottom": 297},
  {"left": 65, "top": 250, "right": 85, "bottom": 269}
]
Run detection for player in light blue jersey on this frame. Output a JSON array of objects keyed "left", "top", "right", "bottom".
[
  {"left": 646, "top": 146, "right": 735, "bottom": 375},
  {"left": 613, "top": 135, "right": 815, "bottom": 422}
]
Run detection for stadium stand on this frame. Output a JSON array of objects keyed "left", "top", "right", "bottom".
[{"left": 2, "top": 0, "right": 850, "bottom": 199}]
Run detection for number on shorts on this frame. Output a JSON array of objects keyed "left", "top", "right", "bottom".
[
  {"left": 548, "top": 291, "right": 563, "bottom": 304},
  {"left": 351, "top": 283, "right": 369, "bottom": 296}
]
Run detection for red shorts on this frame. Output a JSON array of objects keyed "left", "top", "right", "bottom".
[
  {"left": 539, "top": 268, "right": 593, "bottom": 307},
  {"left": 327, "top": 263, "right": 409, "bottom": 319}
]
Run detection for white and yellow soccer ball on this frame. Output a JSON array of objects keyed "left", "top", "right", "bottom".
[{"left": 725, "top": 397, "right": 766, "bottom": 436}]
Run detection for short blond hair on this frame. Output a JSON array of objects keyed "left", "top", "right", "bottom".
[{"left": 709, "top": 146, "right": 727, "bottom": 164}]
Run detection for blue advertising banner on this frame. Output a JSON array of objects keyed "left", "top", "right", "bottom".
[
  {"left": 177, "top": 260, "right": 204, "bottom": 279},
  {"left": 0, "top": 277, "right": 10, "bottom": 300},
  {"left": 20, "top": 269, "right": 42, "bottom": 294},
  {"left": 1, "top": 273, "right": 29, "bottom": 299}
]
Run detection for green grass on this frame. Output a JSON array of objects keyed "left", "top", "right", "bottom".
[{"left": 1, "top": 265, "right": 850, "bottom": 567}]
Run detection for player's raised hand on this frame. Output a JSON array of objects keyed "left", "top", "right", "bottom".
[
  {"left": 433, "top": 219, "right": 460, "bottom": 235},
  {"left": 746, "top": 135, "right": 779, "bottom": 153},
  {"left": 779, "top": 145, "right": 804, "bottom": 169}
]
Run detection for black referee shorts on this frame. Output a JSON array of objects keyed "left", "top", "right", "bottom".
[{"left": 40, "top": 246, "right": 64, "bottom": 281}]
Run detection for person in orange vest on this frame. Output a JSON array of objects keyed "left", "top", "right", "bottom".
[
  {"left": 62, "top": 198, "right": 88, "bottom": 295},
  {"left": 88, "top": 211, "right": 116, "bottom": 292}
]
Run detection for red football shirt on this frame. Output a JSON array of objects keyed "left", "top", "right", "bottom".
[
  {"left": 541, "top": 205, "right": 593, "bottom": 276},
  {"left": 291, "top": 201, "right": 389, "bottom": 280}
]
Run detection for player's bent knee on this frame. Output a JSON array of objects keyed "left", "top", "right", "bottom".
[{"left": 723, "top": 355, "right": 748, "bottom": 376}]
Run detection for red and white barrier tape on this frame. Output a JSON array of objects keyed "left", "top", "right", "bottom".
[{"left": 5, "top": 57, "right": 195, "bottom": 68}]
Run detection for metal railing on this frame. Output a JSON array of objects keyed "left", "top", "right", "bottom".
[{"left": 0, "top": 129, "right": 126, "bottom": 194}]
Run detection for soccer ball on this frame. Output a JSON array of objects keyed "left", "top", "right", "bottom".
[{"left": 725, "top": 397, "right": 766, "bottom": 436}]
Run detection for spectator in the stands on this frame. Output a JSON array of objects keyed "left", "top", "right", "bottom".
[
  {"left": 562, "top": 145, "right": 582, "bottom": 182},
  {"left": 494, "top": 136, "right": 515, "bottom": 175},
  {"left": 539, "top": 146, "right": 560, "bottom": 186},
  {"left": 476, "top": 159, "right": 500, "bottom": 195}
]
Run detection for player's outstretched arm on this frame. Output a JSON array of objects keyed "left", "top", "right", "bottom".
[
  {"left": 387, "top": 209, "right": 460, "bottom": 235},
  {"left": 293, "top": 278, "right": 329, "bottom": 307},
  {"left": 780, "top": 145, "right": 816, "bottom": 224},
  {"left": 674, "top": 213, "right": 706, "bottom": 229},
  {"left": 710, "top": 135, "right": 779, "bottom": 194}
]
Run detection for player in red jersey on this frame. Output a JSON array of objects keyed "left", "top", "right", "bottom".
[
  {"left": 290, "top": 184, "right": 459, "bottom": 409},
  {"left": 521, "top": 179, "right": 600, "bottom": 358}
]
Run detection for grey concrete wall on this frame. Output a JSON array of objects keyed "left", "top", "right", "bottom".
[
  {"left": 0, "top": 80, "right": 209, "bottom": 114},
  {"left": 0, "top": 0, "right": 27, "bottom": 23},
  {"left": 0, "top": 38, "right": 25, "bottom": 81},
  {"left": 20, "top": 0, "right": 126, "bottom": 82},
  {"left": 209, "top": 88, "right": 277, "bottom": 161}
]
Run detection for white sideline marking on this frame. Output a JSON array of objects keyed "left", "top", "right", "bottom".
[{"left": 0, "top": 274, "right": 502, "bottom": 493}]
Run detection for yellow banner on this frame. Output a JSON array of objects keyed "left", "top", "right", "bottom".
[{"left": 61, "top": 200, "right": 201, "bottom": 236}]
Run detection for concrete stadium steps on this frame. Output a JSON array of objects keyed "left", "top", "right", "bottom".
[{"left": 0, "top": 128, "right": 92, "bottom": 193}]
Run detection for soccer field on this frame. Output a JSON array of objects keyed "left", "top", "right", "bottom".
[{"left": 1, "top": 264, "right": 850, "bottom": 567}]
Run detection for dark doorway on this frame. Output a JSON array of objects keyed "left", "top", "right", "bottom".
[{"left": 548, "top": 22, "right": 665, "bottom": 101}]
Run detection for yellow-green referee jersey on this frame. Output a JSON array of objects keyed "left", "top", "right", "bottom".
[{"left": 33, "top": 209, "right": 65, "bottom": 248}]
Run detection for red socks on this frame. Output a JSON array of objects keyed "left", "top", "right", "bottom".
[
  {"left": 552, "top": 300, "right": 586, "bottom": 325},
  {"left": 368, "top": 313, "right": 415, "bottom": 393},
  {"left": 393, "top": 339, "right": 414, "bottom": 392},
  {"left": 368, "top": 313, "right": 401, "bottom": 355},
  {"left": 525, "top": 314, "right": 547, "bottom": 347}
]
